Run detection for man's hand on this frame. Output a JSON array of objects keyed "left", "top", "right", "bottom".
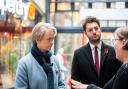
[{"left": 71, "top": 79, "right": 88, "bottom": 89}]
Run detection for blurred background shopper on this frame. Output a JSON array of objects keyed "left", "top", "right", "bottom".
[{"left": 56, "top": 48, "right": 67, "bottom": 80}]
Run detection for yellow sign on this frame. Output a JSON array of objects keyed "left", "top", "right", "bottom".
[{"left": 28, "top": 2, "right": 35, "bottom": 20}]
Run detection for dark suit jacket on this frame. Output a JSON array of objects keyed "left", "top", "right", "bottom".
[
  {"left": 71, "top": 42, "right": 122, "bottom": 88},
  {"left": 103, "top": 63, "right": 128, "bottom": 89},
  {"left": 87, "top": 64, "right": 128, "bottom": 89}
]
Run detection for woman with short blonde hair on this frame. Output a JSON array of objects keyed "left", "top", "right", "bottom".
[
  {"left": 15, "top": 22, "right": 65, "bottom": 89},
  {"left": 32, "top": 22, "right": 57, "bottom": 44}
]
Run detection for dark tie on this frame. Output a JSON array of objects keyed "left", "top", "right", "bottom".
[{"left": 94, "top": 46, "right": 100, "bottom": 75}]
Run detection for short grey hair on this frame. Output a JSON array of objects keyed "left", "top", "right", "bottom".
[
  {"left": 115, "top": 26, "right": 128, "bottom": 50},
  {"left": 32, "top": 22, "right": 57, "bottom": 44}
]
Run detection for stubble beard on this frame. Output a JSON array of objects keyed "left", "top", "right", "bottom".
[{"left": 89, "top": 36, "right": 101, "bottom": 45}]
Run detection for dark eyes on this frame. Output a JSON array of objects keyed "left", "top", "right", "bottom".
[
  {"left": 94, "top": 27, "right": 98, "bottom": 30},
  {"left": 88, "top": 27, "right": 99, "bottom": 32}
]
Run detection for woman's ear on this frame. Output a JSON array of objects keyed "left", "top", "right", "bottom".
[
  {"left": 122, "top": 39, "right": 127, "bottom": 45},
  {"left": 35, "top": 39, "right": 40, "bottom": 44},
  {"left": 122, "top": 39, "right": 128, "bottom": 50}
]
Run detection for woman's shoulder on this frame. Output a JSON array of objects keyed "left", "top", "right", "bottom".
[
  {"left": 118, "top": 64, "right": 128, "bottom": 75},
  {"left": 122, "top": 64, "right": 128, "bottom": 70},
  {"left": 18, "top": 53, "right": 34, "bottom": 65}
]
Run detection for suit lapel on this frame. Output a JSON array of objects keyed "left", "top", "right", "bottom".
[
  {"left": 85, "top": 43, "right": 97, "bottom": 74},
  {"left": 100, "top": 42, "right": 108, "bottom": 68}
]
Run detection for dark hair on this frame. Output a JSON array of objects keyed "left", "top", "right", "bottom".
[
  {"left": 115, "top": 27, "right": 128, "bottom": 50},
  {"left": 82, "top": 16, "right": 100, "bottom": 31}
]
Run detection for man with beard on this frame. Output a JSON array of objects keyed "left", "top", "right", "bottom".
[{"left": 71, "top": 16, "right": 122, "bottom": 88}]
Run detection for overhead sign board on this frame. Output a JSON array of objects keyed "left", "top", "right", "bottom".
[
  {"left": 0, "top": 0, "right": 27, "bottom": 16},
  {"left": 80, "top": 9, "right": 128, "bottom": 20}
]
